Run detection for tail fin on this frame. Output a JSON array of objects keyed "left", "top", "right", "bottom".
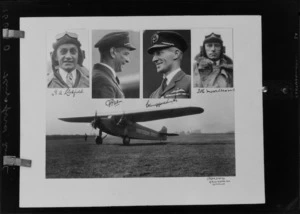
[
  {"left": 159, "top": 126, "right": 167, "bottom": 134},
  {"left": 159, "top": 126, "right": 179, "bottom": 136}
]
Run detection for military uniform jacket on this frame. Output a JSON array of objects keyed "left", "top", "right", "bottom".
[
  {"left": 150, "top": 70, "right": 191, "bottom": 99},
  {"left": 194, "top": 55, "right": 233, "bottom": 88},
  {"left": 92, "top": 63, "right": 125, "bottom": 99},
  {"left": 48, "top": 66, "right": 89, "bottom": 88}
]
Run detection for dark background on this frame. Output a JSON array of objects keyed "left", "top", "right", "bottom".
[
  {"left": 143, "top": 30, "right": 191, "bottom": 98},
  {"left": 0, "top": 0, "right": 299, "bottom": 213}
]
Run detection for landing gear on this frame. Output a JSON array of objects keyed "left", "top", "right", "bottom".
[
  {"left": 95, "top": 136, "right": 102, "bottom": 145},
  {"left": 95, "top": 129, "right": 103, "bottom": 145},
  {"left": 123, "top": 136, "right": 130, "bottom": 145}
]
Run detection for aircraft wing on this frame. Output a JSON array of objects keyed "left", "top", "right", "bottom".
[
  {"left": 124, "top": 106, "right": 204, "bottom": 122},
  {"left": 59, "top": 116, "right": 107, "bottom": 123},
  {"left": 59, "top": 106, "right": 203, "bottom": 123},
  {"left": 59, "top": 116, "right": 93, "bottom": 123}
]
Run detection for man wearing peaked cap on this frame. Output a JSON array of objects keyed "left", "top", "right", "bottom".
[
  {"left": 92, "top": 31, "right": 136, "bottom": 98},
  {"left": 48, "top": 32, "right": 89, "bottom": 88},
  {"left": 147, "top": 31, "right": 191, "bottom": 99},
  {"left": 193, "top": 32, "right": 233, "bottom": 88}
]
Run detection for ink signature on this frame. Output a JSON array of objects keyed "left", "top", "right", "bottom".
[
  {"left": 146, "top": 98, "right": 178, "bottom": 108},
  {"left": 64, "top": 88, "right": 84, "bottom": 97},
  {"left": 207, "top": 177, "right": 231, "bottom": 186},
  {"left": 197, "top": 88, "right": 235, "bottom": 93},
  {"left": 52, "top": 88, "right": 84, "bottom": 97},
  {"left": 105, "top": 99, "right": 122, "bottom": 107},
  {"left": 3, "top": 72, "right": 10, "bottom": 102}
]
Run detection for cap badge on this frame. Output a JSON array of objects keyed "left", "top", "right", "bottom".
[{"left": 152, "top": 34, "right": 159, "bottom": 44}]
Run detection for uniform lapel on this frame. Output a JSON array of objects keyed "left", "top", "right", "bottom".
[{"left": 160, "top": 70, "right": 185, "bottom": 97}]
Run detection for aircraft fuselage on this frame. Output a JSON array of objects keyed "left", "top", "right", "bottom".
[{"left": 97, "top": 117, "right": 167, "bottom": 141}]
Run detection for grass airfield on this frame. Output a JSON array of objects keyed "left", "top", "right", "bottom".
[{"left": 46, "top": 133, "right": 235, "bottom": 178}]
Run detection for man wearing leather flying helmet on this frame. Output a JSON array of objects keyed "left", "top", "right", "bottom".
[
  {"left": 48, "top": 32, "right": 89, "bottom": 88},
  {"left": 148, "top": 31, "right": 191, "bottom": 99},
  {"left": 194, "top": 32, "right": 233, "bottom": 88},
  {"left": 92, "top": 31, "right": 136, "bottom": 98}
]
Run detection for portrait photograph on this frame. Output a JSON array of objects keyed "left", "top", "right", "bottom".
[
  {"left": 143, "top": 30, "right": 191, "bottom": 99},
  {"left": 192, "top": 28, "right": 233, "bottom": 88},
  {"left": 92, "top": 30, "right": 140, "bottom": 99},
  {"left": 47, "top": 29, "right": 90, "bottom": 89}
]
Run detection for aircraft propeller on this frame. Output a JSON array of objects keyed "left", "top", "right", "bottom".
[
  {"left": 90, "top": 111, "right": 98, "bottom": 129},
  {"left": 90, "top": 111, "right": 107, "bottom": 144}
]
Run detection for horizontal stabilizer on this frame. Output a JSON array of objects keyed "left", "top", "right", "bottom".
[
  {"left": 159, "top": 133, "right": 179, "bottom": 136},
  {"left": 158, "top": 126, "right": 178, "bottom": 136}
]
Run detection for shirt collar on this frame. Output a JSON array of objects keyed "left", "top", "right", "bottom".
[
  {"left": 163, "top": 68, "right": 181, "bottom": 85},
  {"left": 58, "top": 68, "right": 77, "bottom": 85},
  {"left": 100, "top": 62, "right": 116, "bottom": 78}
]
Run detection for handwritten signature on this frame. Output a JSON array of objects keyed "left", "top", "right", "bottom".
[
  {"left": 197, "top": 88, "right": 235, "bottom": 94},
  {"left": 2, "top": 105, "right": 11, "bottom": 133},
  {"left": 105, "top": 99, "right": 122, "bottom": 107},
  {"left": 207, "top": 177, "right": 231, "bottom": 186},
  {"left": 64, "top": 88, "right": 84, "bottom": 97},
  {"left": 2, "top": 71, "right": 10, "bottom": 134},
  {"left": 52, "top": 88, "right": 84, "bottom": 97},
  {"left": 3, "top": 72, "right": 10, "bottom": 102},
  {"left": 146, "top": 98, "right": 178, "bottom": 108},
  {"left": 2, "top": 71, "right": 10, "bottom": 160}
]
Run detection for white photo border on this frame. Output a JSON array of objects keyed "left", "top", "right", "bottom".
[{"left": 20, "top": 16, "right": 264, "bottom": 207}]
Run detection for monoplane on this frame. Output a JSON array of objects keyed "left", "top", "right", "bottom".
[{"left": 59, "top": 106, "right": 204, "bottom": 145}]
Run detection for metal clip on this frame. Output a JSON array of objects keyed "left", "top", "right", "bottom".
[
  {"left": 262, "top": 86, "right": 268, "bottom": 93},
  {"left": 263, "top": 80, "right": 295, "bottom": 100},
  {"left": 2, "top": 28, "right": 25, "bottom": 39},
  {"left": 3, "top": 156, "right": 31, "bottom": 167}
]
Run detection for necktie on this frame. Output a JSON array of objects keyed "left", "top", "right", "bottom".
[
  {"left": 116, "top": 76, "right": 120, "bottom": 85},
  {"left": 162, "top": 78, "right": 167, "bottom": 91},
  {"left": 159, "top": 78, "right": 167, "bottom": 97},
  {"left": 66, "top": 72, "right": 73, "bottom": 88}
]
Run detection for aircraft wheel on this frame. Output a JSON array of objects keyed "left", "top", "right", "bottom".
[
  {"left": 95, "top": 136, "right": 102, "bottom": 145},
  {"left": 123, "top": 136, "right": 130, "bottom": 145}
]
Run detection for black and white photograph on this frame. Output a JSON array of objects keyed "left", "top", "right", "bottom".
[
  {"left": 143, "top": 30, "right": 191, "bottom": 99},
  {"left": 20, "top": 16, "right": 263, "bottom": 208},
  {"left": 92, "top": 30, "right": 140, "bottom": 99},
  {"left": 193, "top": 29, "right": 233, "bottom": 88},
  {"left": 45, "top": 93, "right": 235, "bottom": 178},
  {"left": 47, "top": 30, "right": 90, "bottom": 88}
]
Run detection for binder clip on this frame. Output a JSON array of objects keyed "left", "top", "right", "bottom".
[
  {"left": 3, "top": 156, "right": 31, "bottom": 167},
  {"left": 2, "top": 28, "right": 25, "bottom": 39}
]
